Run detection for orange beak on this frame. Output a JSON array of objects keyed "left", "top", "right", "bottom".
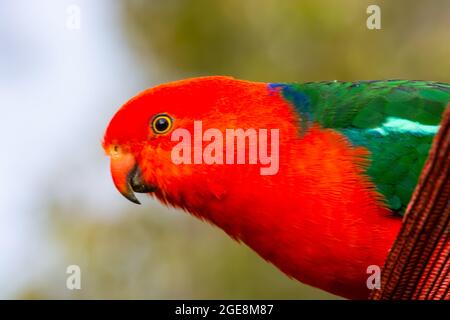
[{"left": 110, "top": 152, "right": 142, "bottom": 204}]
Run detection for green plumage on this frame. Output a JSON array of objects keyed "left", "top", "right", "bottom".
[{"left": 271, "top": 80, "right": 450, "bottom": 213}]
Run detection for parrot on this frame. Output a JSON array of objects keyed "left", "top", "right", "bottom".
[{"left": 102, "top": 76, "right": 450, "bottom": 299}]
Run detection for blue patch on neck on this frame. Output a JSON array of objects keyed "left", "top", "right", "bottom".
[{"left": 268, "top": 83, "right": 312, "bottom": 133}]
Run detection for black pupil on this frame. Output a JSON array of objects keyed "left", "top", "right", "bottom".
[{"left": 155, "top": 117, "right": 169, "bottom": 132}]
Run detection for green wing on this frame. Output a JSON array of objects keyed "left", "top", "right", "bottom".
[{"left": 270, "top": 80, "right": 450, "bottom": 213}]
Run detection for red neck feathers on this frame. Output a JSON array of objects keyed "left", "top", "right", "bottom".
[{"left": 144, "top": 79, "right": 402, "bottom": 299}]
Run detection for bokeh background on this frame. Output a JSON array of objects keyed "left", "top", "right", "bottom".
[{"left": 1, "top": 0, "right": 449, "bottom": 299}]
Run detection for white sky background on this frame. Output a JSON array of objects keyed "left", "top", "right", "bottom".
[{"left": 0, "top": 0, "right": 153, "bottom": 297}]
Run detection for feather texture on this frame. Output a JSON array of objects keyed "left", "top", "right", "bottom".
[{"left": 271, "top": 80, "right": 450, "bottom": 212}]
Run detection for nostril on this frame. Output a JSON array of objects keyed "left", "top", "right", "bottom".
[{"left": 110, "top": 144, "right": 121, "bottom": 156}]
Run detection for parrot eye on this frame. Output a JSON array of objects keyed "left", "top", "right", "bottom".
[{"left": 151, "top": 114, "right": 173, "bottom": 134}]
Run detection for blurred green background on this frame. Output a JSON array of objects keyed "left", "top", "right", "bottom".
[
  {"left": 2, "top": 0, "right": 449, "bottom": 299},
  {"left": 123, "top": 0, "right": 450, "bottom": 82}
]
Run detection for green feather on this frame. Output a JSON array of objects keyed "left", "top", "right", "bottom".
[{"left": 270, "top": 80, "right": 450, "bottom": 213}]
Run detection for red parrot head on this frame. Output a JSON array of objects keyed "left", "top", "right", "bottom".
[{"left": 102, "top": 76, "right": 296, "bottom": 207}]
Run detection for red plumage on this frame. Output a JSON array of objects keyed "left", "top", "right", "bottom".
[{"left": 103, "top": 76, "right": 402, "bottom": 299}]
